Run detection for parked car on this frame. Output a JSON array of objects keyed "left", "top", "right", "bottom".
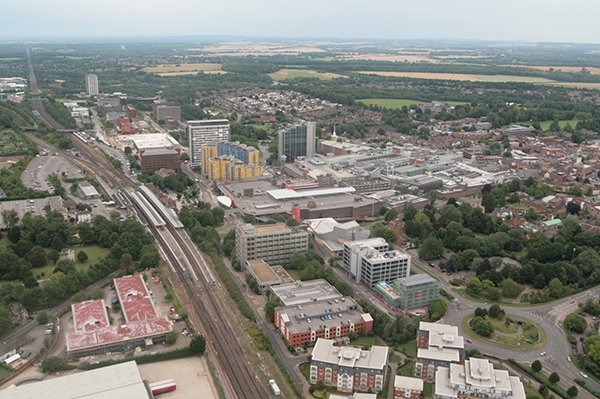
[
  {"left": 22, "top": 352, "right": 31, "bottom": 359},
  {"left": 570, "top": 299, "right": 575, "bottom": 304},
  {"left": 465, "top": 339, "right": 472, "bottom": 343},
  {"left": 567, "top": 356, "right": 571, "bottom": 362},
  {"left": 540, "top": 352, "right": 546, "bottom": 356}
]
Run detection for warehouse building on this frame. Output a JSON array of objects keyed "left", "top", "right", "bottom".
[
  {"left": 66, "top": 275, "right": 172, "bottom": 357},
  {"left": 0, "top": 361, "right": 151, "bottom": 399}
]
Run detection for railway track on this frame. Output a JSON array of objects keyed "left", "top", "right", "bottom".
[{"left": 25, "top": 48, "right": 269, "bottom": 398}]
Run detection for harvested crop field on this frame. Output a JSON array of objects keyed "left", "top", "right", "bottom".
[
  {"left": 269, "top": 69, "right": 347, "bottom": 80},
  {"left": 517, "top": 66, "right": 600, "bottom": 75},
  {"left": 143, "top": 63, "right": 224, "bottom": 76},
  {"left": 337, "top": 53, "right": 437, "bottom": 63},
  {"left": 358, "top": 71, "right": 559, "bottom": 83}
]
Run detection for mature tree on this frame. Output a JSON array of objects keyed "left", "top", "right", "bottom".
[
  {"left": 384, "top": 207, "right": 398, "bottom": 222},
  {"left": 467, "top": 277, "right": 484, "bottom": 294},
  {"left": 370, "top": 222, "right": 396, "bottom": 245},
  {"left": 165, "top": 331, "right": 179, "bottom": 345},
  {"left": 90, "top": 286, "right": 104, "bottom": 300},
  {"left": 403, "top": 205, "right": 418, "bottom": 222},
  {"left": 71, "top": 291, "right": 88, "bottom": 303},
  {"left": 567, "top": 386, "right": 578, "bottom": 398},
  {"left": 564, "top": 313, "right": 587, "bottom": 334},
  {"left": 584, "top": 334, "right": 600, "bottom": 362},
  {"left": 36, "top": 311, "right": 49, "bottom": 325},
  {"left": 549, "top": 372, "right": 560, "bottom": 384},
  {"left": 1, "top": 209, "right": 19, "bottom": 229},
  {"left": 0, "top": 306, "right": 11, "bottom": 335},
  {"left": 488, "top": 304, "right": 503, "bottom": 319},
  {"left": 474, "top": 307, "right": 488, "bottom": 318},
  {"left": 77, "top": 250, "right": 88, "bottom": 263},
  {"left": 418, "top": 237, "right": 444, "bottom": 260},
  {"left": 438, "top": 205, "right": 462, "bottom": 227},
  {"left": 481, "top": 193, "right": 497, "bottom": 213},
  {"left": 566, "top": 201, "right": 581, "bottom": 215},
  {"left": 538, "top": 384, "right": 548, "bottom": 397},
  {"left": 500, "top": 278, "right": 525, "bottom": 299},
  {"left": 189, "top": 334, "right": 206, "bottom": 354},
  {"left": 41, "top": 356, "right": 74, "bottom": 373},
  {"left": 25, "top": 246, "right": 47, "bottom": 268},
  {"left": 471, "top": 316, "right": 494, "bottom": 337},
  {"left": 531, "top": 360, "right": 543, "bottom": 373},
  {"left": 264, "top": 297, "right": 282, "bottom": 322},
  {"left": 429, "top": 298, "right": 448, "bottom": 321}
]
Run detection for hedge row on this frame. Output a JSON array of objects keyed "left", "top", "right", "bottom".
[
  {"left": 205, "top": 250, "right": 255, "bottom": 321},
  {"left": 508, "top": 359, "right": 570, "bottom": 399}
]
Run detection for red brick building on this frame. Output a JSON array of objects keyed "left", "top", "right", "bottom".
[
  {"left": 273, "top": 297, "right": 373, "bottom": 347},
  {"left": 140, "top": 148, "right": 181, "bottom": 172}
]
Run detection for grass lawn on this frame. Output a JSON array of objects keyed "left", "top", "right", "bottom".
[
  {"left": 287, "top": 270, "right": 301, "bottom": 281},
  {"left": 349, "top": 336, "right": 385, "bottom": 348},
  {"left": 489, "top": 317, "right": 518, "bottom": 334},
  {"left": 0, "top": 366, "right": 12, "bottom": 380},
  {"left": 389, "top": 352, "right": 402, "bottom": 363},
  {"left": 397, "top": 361, "right": 415, "bottom": 377},
  {"left": 32, "top": 245, "right": 110, "bottom": 280},
  {"left": 357, "top": 98, "right": 468, "bottom": 109},
  {"left": 423, "top": 382, "right": 434, "bottom": 398},
  {"left": 537, "top": 119, "right": 580, "bottom": 130},
  {"left": 396, "top": 339, "right": 417, "bottom": 358}
]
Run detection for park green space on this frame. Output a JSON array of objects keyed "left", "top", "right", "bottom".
[
  {"left": 269, "top": 69, "right": 347, "bottom": 81},
  {"left": 358, "top": 98, "right": 468, "bottom": 108},
  {"left": 462, "top": 314, "right": 547, "bottom": 350},
  {"left": 0, "top": 129, "right": 30, "bottom": 156},
  {"left": 33, "top": 245, "right": 110, "bottom": 279},
  {"left": 286, "top": 269, "right": 301, "bottom": 280},
  {"left": 538, "top": 119, "right": 580, "bottom": 130}
]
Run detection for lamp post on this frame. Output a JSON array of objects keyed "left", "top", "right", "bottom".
[{"left": 572, "top": 247, "right": 576, "bottom": 262}]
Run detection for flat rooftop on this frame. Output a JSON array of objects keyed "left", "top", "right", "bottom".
[
  {"left": 271, "top": 279, "right": 342, "bottom": 306},
  {"left": 118, "top": 133, "right": 180, "bottom": 150},
  {"left": 115, "top": 275, "right": 158, "bottom": 322},
  {"left": 417, "top": 348, "right": 460, "bottom": 363},
  {"left": 66, "top": 318, "right": 172, "bottom": 352},
  {"left": 419, "top": 321, "right": 458, "bottom": 336},
  {"left": 312, "top": 338, "right": 388, "bottom": 371},
  {"left": 277, "top": 297, "right": 367, "bottom": 335},
  {"left": 247, "top": 259, "right": 280, "bottom": 284},
  {"left": 219, "top": 179, "right": 380, "bottom": 218},
  {"left": 0, "top": 361, "right": 149, "bottom": 399},
  {"left": 395, "top": 273, "right": 437, "bottom": 287},
  {"left": 72, "top": 300, "right": 109, "bottom": 332}
]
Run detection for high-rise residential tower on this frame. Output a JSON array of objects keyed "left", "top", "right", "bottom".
[
  {"left": 187, "top": 119, "right": 230, "bottom": 166},
  {"left": 85, "top": 74, "right": 99, "bottom": 96}
]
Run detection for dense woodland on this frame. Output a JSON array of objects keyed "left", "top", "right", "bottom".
[{"left": 0, "top": 211, "right": 159, "bottom": 314}]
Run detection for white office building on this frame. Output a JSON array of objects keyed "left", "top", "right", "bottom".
[
  {"left": 343, "top": 238, "right": 410, "bottom": 287},
  {"left": 85, "top": 74, "right": 99, "bottom": 96},
  {"left": 187, "top": 119, "right": 230, "bottom": 166}
]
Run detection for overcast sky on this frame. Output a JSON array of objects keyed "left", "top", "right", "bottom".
[{"left": 3, "top": 0, "right": 599, "bottom": 44}]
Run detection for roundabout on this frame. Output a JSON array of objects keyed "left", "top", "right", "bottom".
[{"left": 461, "top": 313, "right": 547, "bottom": 351}]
